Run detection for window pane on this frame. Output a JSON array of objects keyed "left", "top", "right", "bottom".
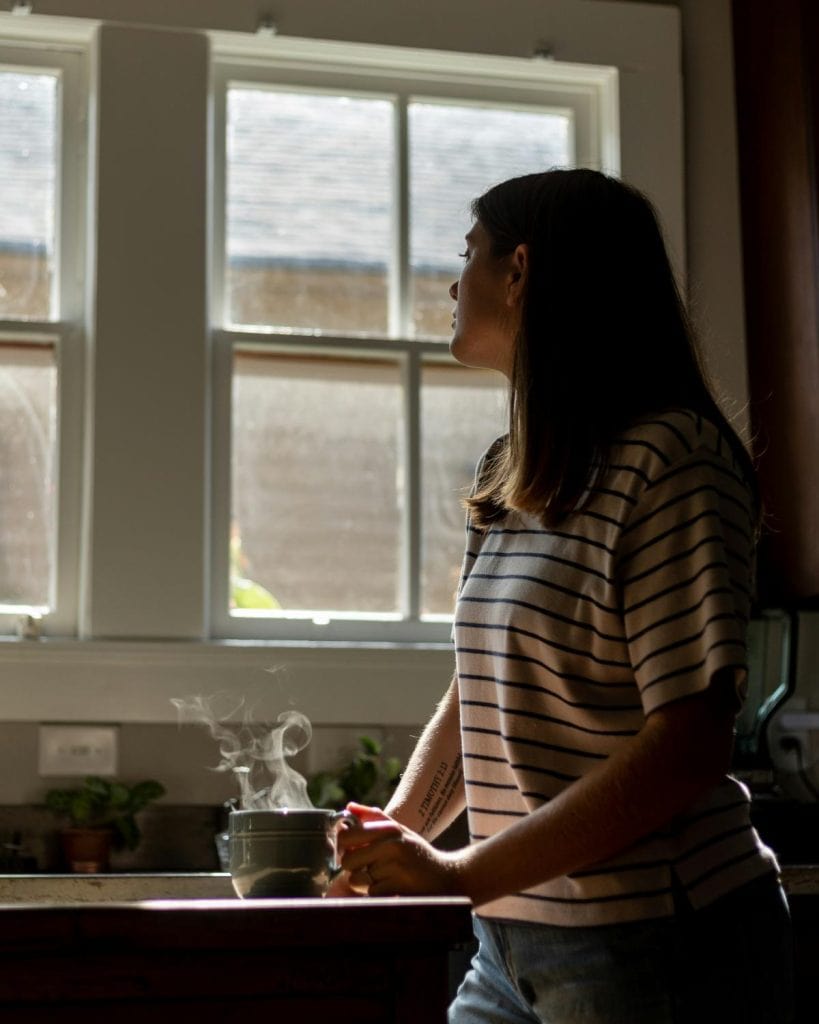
[
  {"left": 226, "top": 89, "right": 394, "bottom": 334},
  {"left": 0, "top": 71, "right": 58, "bottom": 321},
  {"left": 409, "top": 102, "right": 571, "bottom": 339},
  {"left": 232, "top": 352, "right": 402, "bottom": 616},
  {"left": 421, "top": 362, "right": 507, "bottom": 616},
  {"left": 0, "top": 343, "right": 57, "bottom": 609}
]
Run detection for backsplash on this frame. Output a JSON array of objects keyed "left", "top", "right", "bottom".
[
  {"left": 0, "top": 720, "right": 421, "bottom": 872},
  {"left": 0, "top": 804, "right": 223, "bottom": 873},
  {"left": 0, "top": 722, "right": 419, "bottom": 805}
]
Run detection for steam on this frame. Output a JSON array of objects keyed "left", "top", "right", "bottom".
[{"left": 171, "top": 695, "right": 314, "bottom": 810}]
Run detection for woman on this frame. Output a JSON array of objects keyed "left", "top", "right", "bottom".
[{"left": 338, "top": 169, "right": 794, "bottom": 1023}]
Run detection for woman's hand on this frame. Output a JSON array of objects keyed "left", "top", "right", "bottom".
[
  {"left": 337, "top": 802, "right": 470, "bottom": 899},
  {"left": 325, "top": 862, "right": 367, "bottom": 898}
]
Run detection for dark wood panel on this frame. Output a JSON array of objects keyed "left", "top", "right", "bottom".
[
  {"left": 0, "top": 896, "right": 472, "bottom": 950},
  {"left": 0, "top": 997, "right": 391, "bottom": 1024},
  {"left": 0, "top": 897, "right": 472, "bottom": 1022},
  {"left": 732, "top": 0, "right": 819, "bottom": 601}
]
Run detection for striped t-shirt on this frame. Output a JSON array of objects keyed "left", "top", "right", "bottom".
[{"left": 455, "top": 408, "right": 778, "bottom": 927}]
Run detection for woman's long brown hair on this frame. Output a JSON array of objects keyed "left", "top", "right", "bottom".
[{"left": 465, "top": 169, "right": 758, "bottom": 531}]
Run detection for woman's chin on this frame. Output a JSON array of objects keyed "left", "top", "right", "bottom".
[
  {"left": 449, "top": 334, "right": 465, "bottom": 364},
  {"left": 450, "top": 334, "right": 479, "bottom": 368},
  {"left": 450, "top": 339, "right": 508, "bottom": 378}
]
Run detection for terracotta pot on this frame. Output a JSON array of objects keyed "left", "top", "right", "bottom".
[{"left": 59, "top": 828, "right": 114, "bottom": 873}]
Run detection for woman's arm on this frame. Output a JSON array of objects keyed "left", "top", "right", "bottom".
[
  {"left": 341, "top": 669, "right": 738, "bottom": 903},
  {"left": 384, "top": 672, "right": 465, "bottom": 841},
  {"left": 333, "top": 673, "right": 465, "bottom": 894}
]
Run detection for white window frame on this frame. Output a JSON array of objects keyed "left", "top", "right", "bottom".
[
  {"left": 209, "top": 34, "right": 620, "bottom": 643},
  {"left": 0, "top": 20, "right": 91, "bottom": 637}
]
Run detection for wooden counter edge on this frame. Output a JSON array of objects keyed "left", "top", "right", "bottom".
[{"left": 0, "top": 895, "right": 475, "bottom": 952}]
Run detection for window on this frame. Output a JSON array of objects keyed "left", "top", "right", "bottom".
[
  {"left": 211, "top": 38, "right": 618, "bottom": 641},
  {"left": 0, "top": 37, "right": 87, "bottom": 634},
  {"left": 0, "top": 10, "right": 684, "bottom": 719}
]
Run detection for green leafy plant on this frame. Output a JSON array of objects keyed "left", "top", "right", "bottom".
[
  {"left": 307, "top": 736, "right": 402, "bottom": 811},
  {"left": 44, "top": 776, "right": 166, "bottom": 851}
]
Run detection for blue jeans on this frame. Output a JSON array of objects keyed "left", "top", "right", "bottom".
[{"left": 449, "top": 874, "right": 793, "bottom": 1023}]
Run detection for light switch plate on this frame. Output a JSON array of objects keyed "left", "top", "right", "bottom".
[{"left": 38, "top": 725, "right": 119, "bottom": 777}]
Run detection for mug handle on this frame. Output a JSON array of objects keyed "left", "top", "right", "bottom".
[{"left": 329, "top": 809, "right": 360, "bottom": 875}]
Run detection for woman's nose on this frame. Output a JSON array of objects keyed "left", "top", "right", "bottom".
[{"left": 449, "top": 280, "right": 458, "bottom": 300}]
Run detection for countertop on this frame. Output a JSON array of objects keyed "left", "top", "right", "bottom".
[
  {"left": 1, "top": 866, "right": 818, "bottom": 904},
  {"left": 779, "top": 864, "right": 819, "bottom": 896},
  {"left": 0, "top": 871, "right": 234, "bottom": 903}
]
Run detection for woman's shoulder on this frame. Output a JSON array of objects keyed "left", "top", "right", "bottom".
[
  {"left": 612, "top": 408, "right": 747, "bottom": 487},
  {"left": 473, "top": 434, "right": 508, "bottom": 483}
]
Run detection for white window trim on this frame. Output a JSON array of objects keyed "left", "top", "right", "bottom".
[
  {"left": 209, "top": 36, "right": 619, "bottom": 644},
  {"left": 0, "top": 22, "right": 92, "bottom": 637}
]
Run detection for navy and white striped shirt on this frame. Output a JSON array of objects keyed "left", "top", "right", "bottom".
[{"left": 455, "top": 409, "right": 778, "bottom": 927}]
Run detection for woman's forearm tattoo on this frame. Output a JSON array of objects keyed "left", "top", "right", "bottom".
[{"left": 417, "top": 754, "right": 463, "bottom": 836}]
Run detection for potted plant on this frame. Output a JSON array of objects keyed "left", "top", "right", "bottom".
[
  {"left": 307, "top": 735, "right": 402, "bottom": 810},
  {"left": 44, "top": 775, "right": 166, "bottom": 873}
]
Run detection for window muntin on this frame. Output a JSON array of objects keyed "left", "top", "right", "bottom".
[{"left": 0, "top": 68, "right": 58, "bottom": 321}]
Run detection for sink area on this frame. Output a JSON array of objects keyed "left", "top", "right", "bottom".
[{"left": 0, "top": 872, "right": 235, "bottom": 903}]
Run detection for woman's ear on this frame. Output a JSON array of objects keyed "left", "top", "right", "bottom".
[{"left": 506, "top": 243, "right": 529, "bottom": 308}]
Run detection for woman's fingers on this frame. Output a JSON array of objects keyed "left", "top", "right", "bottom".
[
  {"left": 338, "top": 812, "right": 463, "bottom": 899},
  {"left": 325, "top": 872, "right": 363, "bottom": 898},
  {"left": 346, "top": 801, "right": 391, "bottom": 822},
  {"left": 341, "top": 830, "right": 402, "bottom": 873},
  {"left": 347, "top": 868, "right": 372, "bottom": 892},
  {"left": 333, "top": 805, "right": 405, "bottom": 896},
  {"left": 338, "top": 817, "right": 402, "bottom": 852}
]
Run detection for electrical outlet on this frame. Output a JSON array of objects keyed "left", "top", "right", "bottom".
[
  {"left": 38, "top": 725, "right": 119, "bottom": 777},
  {"left": 768, "top": 697, "right": 819, "bottom": 801}
]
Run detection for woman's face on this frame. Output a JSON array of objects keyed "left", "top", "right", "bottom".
[{"left": 448, "top": 221, "right": 525, "bottom": 380}]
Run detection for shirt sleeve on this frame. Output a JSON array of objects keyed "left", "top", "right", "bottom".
[{"left": 616, "top": 445, "right": 755, "bottom": 715}]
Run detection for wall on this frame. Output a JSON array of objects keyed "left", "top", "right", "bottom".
[
  {"left": 677, "top": 0, "right": 748, "bottom": 432},
  {"left": 0, "top": 0, "right": 753, "bottom": 808}
]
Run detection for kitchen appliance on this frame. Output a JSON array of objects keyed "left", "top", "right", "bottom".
[{"left": 734, "top": 608, "right": 798, "bottom": 782}]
